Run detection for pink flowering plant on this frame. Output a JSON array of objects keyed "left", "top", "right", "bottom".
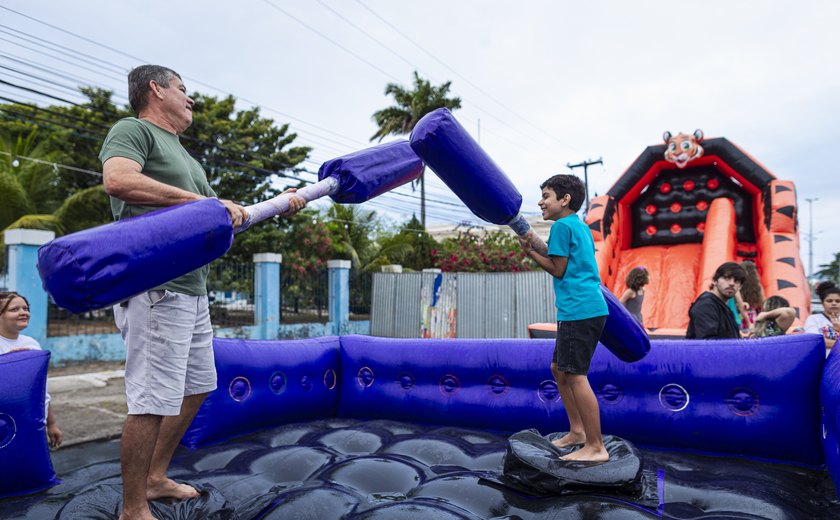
[{"left": 432, "top": 229, "right": 536, "bottom": 272}]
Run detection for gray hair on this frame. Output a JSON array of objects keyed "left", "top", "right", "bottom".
[{"left": 127, "top": 65, "right": 182, "bottom": 114}]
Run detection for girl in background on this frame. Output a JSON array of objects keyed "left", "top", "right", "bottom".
[
  {"left": 620, "top": 267, "right": 650, "bottom": 327},
  {"left": 805, "top": 281, "right": 840, "bottom": 349},
  {"left": 0, "top": 291, "right": 63, "bottom": 448},
  {"left": 748, "top": 295, "right": 796, "bottom": 338},
  {"left": 740, "top": 260, "right": 765, "bottom": 329}
]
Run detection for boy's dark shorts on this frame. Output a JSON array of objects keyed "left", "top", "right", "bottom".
[{"left": 553, "top": 315, "right": 607, "bottom": 375}]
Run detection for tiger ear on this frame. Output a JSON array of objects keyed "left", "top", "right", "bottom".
[
  {"left": 663, "top": 131, "right": 672, "bottom": 143},
  {"left": 693, "top": 129, "right": 704, "bottom": 142}
]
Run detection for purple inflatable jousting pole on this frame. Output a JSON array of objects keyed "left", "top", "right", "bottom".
[
  {"left": 410, "top": 109, "right": 649, "bottom": 362},
  {"left": 38, "top": 140, "right": 423, "bottom": 314}
]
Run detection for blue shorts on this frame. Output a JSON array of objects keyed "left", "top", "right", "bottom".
[{"left": 552, "top": 315, "right": 607, "bottom": 375}]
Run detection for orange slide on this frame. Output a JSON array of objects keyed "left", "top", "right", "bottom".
[{"left": 579, "top": 132, "right": 810, "bottom": 338}]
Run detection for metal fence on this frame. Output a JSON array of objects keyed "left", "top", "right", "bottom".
[
  {"left": 349, "top": 270, "right": 372, "bottom": 320},
  {"left": 370, "top": 271, "right": 555, "bottom": 339},
  {"left": 281, "top": 267, "right": 328, "bottom": 324},
  {"left": 47, "top": 304, "right": 118, "bottom": 337},
  {"left": 207, "top": 260, "right": 255, "bottom": 328}
]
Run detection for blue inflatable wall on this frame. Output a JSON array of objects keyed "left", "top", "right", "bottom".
[
  {"left": 337, "top": 334, "right": 825, "bottom": 466},
  {"left": 182, "top": 335, "right": 824, "bottom": 467},
  {"left": 822, "top": 343, "right": 840, "bottom": 495},
  {"left": 0, "top": 350, "right": 59, "bottom": 498},
  {"left": 181, "top": 336, "right": 341, "bottom": 448}
]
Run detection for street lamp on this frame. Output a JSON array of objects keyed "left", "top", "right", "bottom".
[{"left": 805, "top": 197, "right": 818, "bottom": 280}]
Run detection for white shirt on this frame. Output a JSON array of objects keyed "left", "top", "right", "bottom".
[
  {"left": 804, "top": 313, "right": 838, "bottom": 340},
  {"left": 0, "top": 333, "right": 41, "bottom": 354},
  {"left": 0, "top": 334, "right": 51, "bottom": 420}
]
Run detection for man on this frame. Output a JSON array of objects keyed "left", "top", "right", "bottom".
[
  {"left": 101, "top": 65, "right": 304, "bottom": 520},
  {"left": 685, "top": 261, "right": 746, "bottom": 339}
]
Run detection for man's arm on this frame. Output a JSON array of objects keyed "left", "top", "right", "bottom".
[
  {"left": 103, "top": 156, "right": 204, "bottom": 206},
  {"left": 103, "top": 156, "right": 248, "bottom": 227}
]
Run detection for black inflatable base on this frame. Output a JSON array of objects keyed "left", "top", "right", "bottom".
[
  {"left": 1, "top": 418, "right": 838, "bottom": 519},
  {"left": 499, "top": 430, "right": 642, "bottom": 496}
]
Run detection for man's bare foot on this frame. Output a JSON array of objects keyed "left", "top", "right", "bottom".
[
  {"left": 560, "top": 444, "right": 609, "bottom": 462},
  {"left": 118, "top": 505, "right": 159, "bottom": 520},
  {"left": 146, "top": 478, "right": 199, "bottom": 501},
  {"left": 551, "top": 432, "right": 586, "bottom": 449}
]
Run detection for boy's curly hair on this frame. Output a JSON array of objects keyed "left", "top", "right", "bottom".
[
  {"left": 540, "top": 174, "right": 585, "bottom": 212},
  {"left": 625, "top": 267, "right": 650, "bottom": 292}
]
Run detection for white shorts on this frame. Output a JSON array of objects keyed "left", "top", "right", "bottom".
[{"left": 114, "top": 290, "right": 216, "bottom": 416}]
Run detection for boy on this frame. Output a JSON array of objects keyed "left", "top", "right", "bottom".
[{"left": 519, "top": 174, "right": 609, "bottom": 462}]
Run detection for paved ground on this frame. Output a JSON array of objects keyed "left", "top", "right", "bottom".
[{"left": 47, "top": 361, "right": 127, "bottom": 448}]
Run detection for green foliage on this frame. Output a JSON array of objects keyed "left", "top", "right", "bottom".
[
  {"left": 433, "top": 229, "right": 536, "bottom": 273},
  {"left": 185, "top": 94, "right": 311, "bottom": 205},
  {"left": 370, "top": 71, "right": 462, "bottom": 227},
  {"left": 372, "top": 215, "right": 439, "bottom": 271},
  {"left": 52, "top": 186, "right": 112, "bottom": 234},
  {"left": 816, "top": 252, "right": 840, "bottom": 284},
  {"left": 0, "top": 129, "right": 62, "bottom": 229},
  {"left": 370, "top": 71, "right": 462, "bottom": 142},
  {"left": 325, "top": 203, "right": 379, "bottom": 270}
]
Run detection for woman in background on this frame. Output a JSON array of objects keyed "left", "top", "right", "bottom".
[{"left": 0, "top": 291, "right": 63, "bottom": 448}]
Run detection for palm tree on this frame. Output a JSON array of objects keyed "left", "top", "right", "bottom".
[
  {"left": 370, "top": 71, "right": 461, "bottom": 227},
  {"left": 816, "top": 253, "right": 840, "bottom": 285},
  {"left": 0, "top": 130, "right": 111, "bottom": 269}
]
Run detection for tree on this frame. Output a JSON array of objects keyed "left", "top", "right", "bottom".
[
  {"left": 370, "top": 71, "right": 462, "bottom": 227},
  {"left": 816, "top": 252, "right": 840, "bottom": 285},
  {"left": 373, "top": 215, "right": 439, "bottom": 271},
  {"left": 185, "top": 94, "right": 311, "bottom": 205},
  {"left": 326, "top": 203, "right": 380, "bottom": 270}
]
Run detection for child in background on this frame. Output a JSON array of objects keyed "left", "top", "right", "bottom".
[
  {"left": 0, "top": 291, "right": 63, "bottom": 448},
  {"left": 805, "top": 281, "right": 840, "bottom": 349},
  {"left": 748, "top": 295, "right": 796, "bottom": 338},
  {"left": 519, "top": 174, "right": 609, "bottom": 462},
  {"left": 620, "top": 267, "right": 649, "bottom": 326},
  {"left": 739, "top": 260, "right": 765, "bottom": 329}
]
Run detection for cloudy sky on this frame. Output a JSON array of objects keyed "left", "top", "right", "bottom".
[{"left": 2, "top": 1, "right": 838, "bottom": 271}]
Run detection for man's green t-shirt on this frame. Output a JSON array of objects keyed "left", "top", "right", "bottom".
[{"left": 98, "top": 117, "right": 217, "bottom": 296}]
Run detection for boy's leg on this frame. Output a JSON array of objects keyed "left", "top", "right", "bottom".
[
  {"left": 551, "top": 364, "right": 586, "bottom": 448},
  {"left": 561, "top": 374, "right": 608, "bottom": 462}
]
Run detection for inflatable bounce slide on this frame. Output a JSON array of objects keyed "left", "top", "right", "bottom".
[{"left": 585, "top": 130, "right": 810, "bottom": 337}]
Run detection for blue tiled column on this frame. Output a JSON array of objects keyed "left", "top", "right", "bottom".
[
  {"left": 3, "top": 229, "right": 55, "bottom": 346},
  {"left": 253, "top": 253, "right": 282, "bottom": 340},
  {"left": 328, "top": 259, "right": 351, "bottom": 335}
]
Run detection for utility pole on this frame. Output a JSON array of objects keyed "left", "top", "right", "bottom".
[
  {"left": 805, "top": 197, "right": 818, "bottom": 280},
  {"left": 566, "top": 158, "right": 603, "bottom": 216}
]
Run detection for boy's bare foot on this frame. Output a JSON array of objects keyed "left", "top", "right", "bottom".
[
  {"left": 146, "top": 478, "right": 199, "bottom": 501},
  {"left": 551, "top": 432, "right": 586, "bottom": 449},
  {"left": 561, "top": 444, "right": 609, "bottom": 462}
]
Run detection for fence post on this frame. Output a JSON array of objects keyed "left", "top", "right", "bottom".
[
  {"left": 327, "top": 259, "right": 351, "bottom": 335},
  {"left": 253, "top": 253, "right": 282, "bottom": 339},
  {"left": 3, "top": 229, "right": 54, "bottom": 346}
]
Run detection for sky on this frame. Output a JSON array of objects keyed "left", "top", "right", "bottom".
[{"left": 1, "top": 0, "right": 838, "bottom": 272}]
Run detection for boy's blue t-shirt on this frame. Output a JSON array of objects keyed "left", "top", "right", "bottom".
[{"left": 548, "top": 214, "right": 608, "bottom": 321}]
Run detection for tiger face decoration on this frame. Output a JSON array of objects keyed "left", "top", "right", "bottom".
[{"left": 663, "top": 129, "right": 704, "bottom": 168}]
